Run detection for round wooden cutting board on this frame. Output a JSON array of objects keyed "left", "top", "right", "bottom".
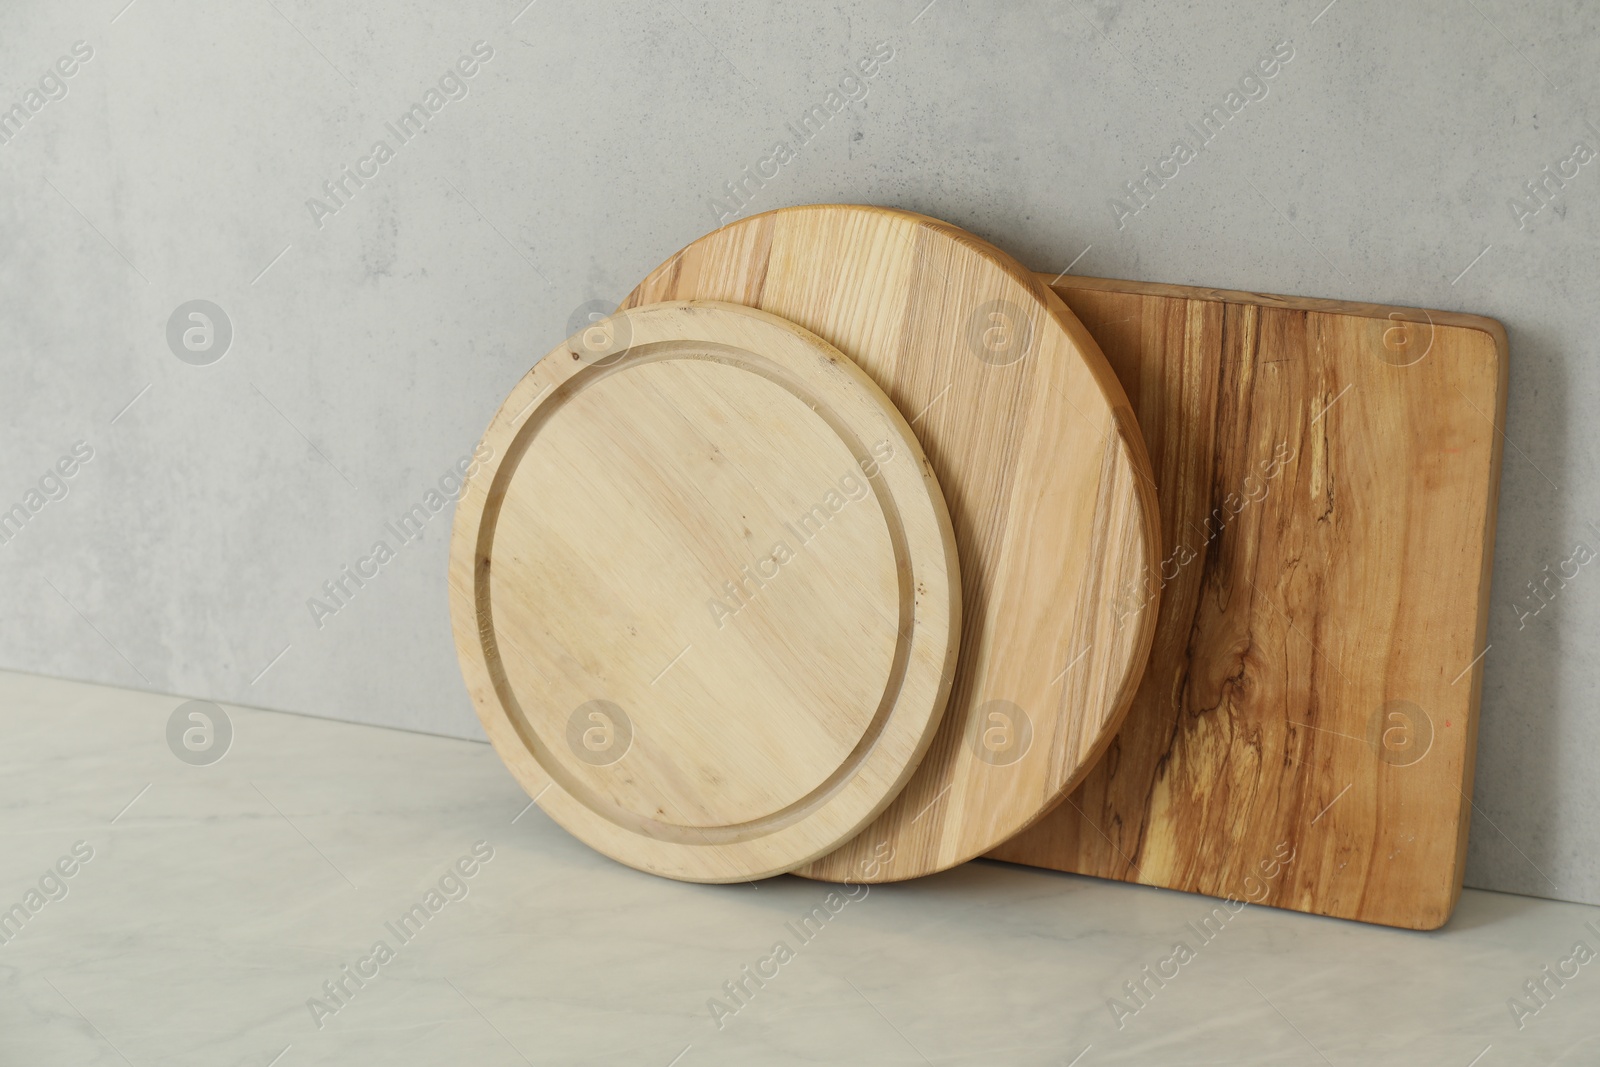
[
  {"left": 449, "top": 301, "right": 961, "bottom": 882},
  {"left": 620, "top": 206, "right": 1162, "bottom": 883}
]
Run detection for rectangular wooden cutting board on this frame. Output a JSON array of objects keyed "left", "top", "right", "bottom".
[{"left": 986, "top": 272, "right": 1508, "bottom": 930}]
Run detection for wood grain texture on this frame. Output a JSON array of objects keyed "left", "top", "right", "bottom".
[
  {"left": 450, "top": 302, "right": 961, "bottom": 882},
  {"left": 621, "top": 206, "right": 1161, "bottom": 883},
  {"left": 987, "top": 274, "right": 1508, "bottom": 930}
]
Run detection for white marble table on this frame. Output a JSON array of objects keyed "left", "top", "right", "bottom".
[{"left": 1, "top": 668, "right": 1595, "bottom": 1066}]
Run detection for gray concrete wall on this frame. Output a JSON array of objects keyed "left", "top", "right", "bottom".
[{"left": 1, "top": 0, "right": 1593, "bottom": 904}]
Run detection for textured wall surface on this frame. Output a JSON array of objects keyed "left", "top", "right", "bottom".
[{"left": 1, "top": 0, "right": 1594, "bottom": 905}]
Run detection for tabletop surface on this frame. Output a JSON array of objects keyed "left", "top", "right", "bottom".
[{"left": 2, "top": 668, "right": 1595, "bottom": 1067}]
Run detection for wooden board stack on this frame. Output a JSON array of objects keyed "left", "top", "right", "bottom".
[{"left": 452, "top": 205, "right": 1508, "bottom": 929}]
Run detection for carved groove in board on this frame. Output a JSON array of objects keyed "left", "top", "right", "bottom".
[{"left": 476, "top": 342, "right": 921, "bottom": 843}]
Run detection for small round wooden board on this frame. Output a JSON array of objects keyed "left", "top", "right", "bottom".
[
  {"left": 621, "top": 206, "right": 1161, "bottom": 883},
  {"left": 449, "top": 301, "right": 961, "bottom": 882}
]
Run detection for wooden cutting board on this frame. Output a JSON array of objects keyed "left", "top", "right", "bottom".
[
  {"left": 987, "top": 273, "right": 1508, "bottom": 930},
  {"left": 449, "top": 302, "right": 962, "bottom": 882},
  {"left": 622, "top": 206, "right": 1162, "bottom": 883}
]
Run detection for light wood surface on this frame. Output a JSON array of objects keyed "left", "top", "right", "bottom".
[
  {"left": 622, "top": 206, "right": 1162, "bottom": 883},
  {"left": 449, "top": 302, "right": 962, "bottom": 882},
  {"left": 988, "top": 273, "right": 1508, "bottom": 930}
]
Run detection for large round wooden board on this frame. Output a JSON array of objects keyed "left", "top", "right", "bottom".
[
  {"left": 621, "top": 206, "right": 1161, "bottom": 882},
  {"left": 449, "top": 301, "right": 961, "bottom": 882}
]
